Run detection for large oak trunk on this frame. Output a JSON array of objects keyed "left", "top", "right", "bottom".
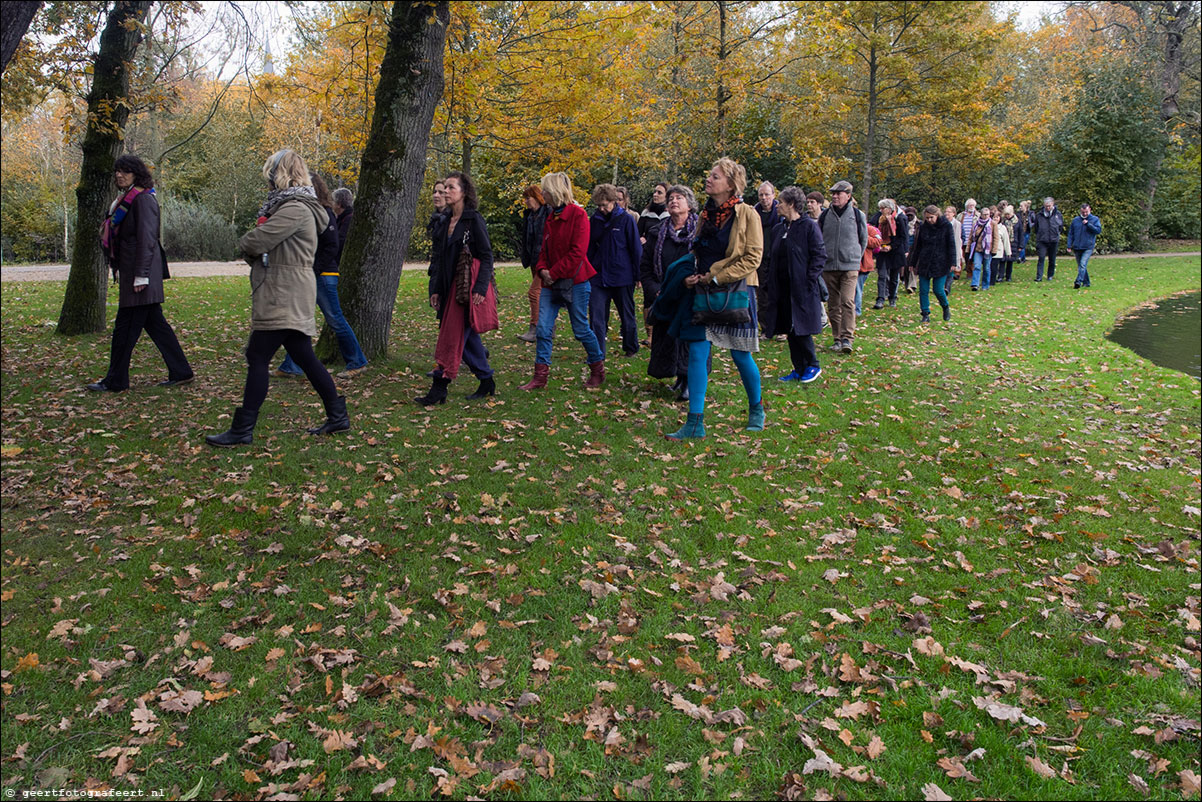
[
  {"left": 338, "top": 1, "right": 449, "bottom": 358},
  {"left": 56, "top": 0, "right": 151, "bottom": 336}
]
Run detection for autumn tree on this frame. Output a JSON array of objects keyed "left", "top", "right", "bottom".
[
  {"left": 787, "top": 1, "right": 1014, "bottom": 207},
  {"left": 337, "top": 0, "right": 449, "bottom": 358},
  {"left": 0, "top": 1, "right": 41, "bottom": 74},
  {"left": 57, "top": 0, "right": 153, "bottom": 336}
]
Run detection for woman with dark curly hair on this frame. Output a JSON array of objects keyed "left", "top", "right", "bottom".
[
  {"left": 87, "top": 153, "right": 194, "bottom": 393},
  {"left": 417, "top": 170, "right": 498, "bottom": 405}
]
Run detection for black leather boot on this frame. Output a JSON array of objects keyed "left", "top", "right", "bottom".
[
  {"left": 308, "top": 395, "right": 350, "bottom": 435},
  {"left": 415, "top": 376, "right": 450, "bottom": 406},
  {"left": 205, "top": 407, "right": 258, "bottom": 447},
  {"left": 465, "top": 377, "right": 496, "bottom": 400}
]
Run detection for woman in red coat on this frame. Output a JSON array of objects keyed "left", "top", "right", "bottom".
[{"left": 518, "top": 172, "right": 605, "bottom": 390}]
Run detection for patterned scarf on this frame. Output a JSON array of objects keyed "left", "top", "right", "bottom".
[
  {"left": 257, "top": 185, "right": 316, "bottom": 220},
  {"left": 654, "top": 212, "right": 698, "bottom": 276},
  {"left": 698, "top": 195, "right": 741, "bottom": 237}
]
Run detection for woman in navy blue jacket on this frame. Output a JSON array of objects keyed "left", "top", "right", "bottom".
[
  {"left": 764, "top": 187, "right": 827, "bottom": 383},
  {"left": 587, "top": 183, "right": 643, "bottom": 359}
]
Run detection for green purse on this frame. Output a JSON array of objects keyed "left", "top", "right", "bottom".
[{"left": 691, "top": 277, "right": 751, "bottom": 325}]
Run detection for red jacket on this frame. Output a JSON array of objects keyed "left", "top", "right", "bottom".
[{"left": 535, "top": 203, "right": 596, "bottom": 284}]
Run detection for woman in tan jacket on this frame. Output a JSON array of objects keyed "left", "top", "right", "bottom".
[
  {"left": 664, "top": 157, "right": 764, "bottom": 439},
  {"left": 206, "top": 149, "right": 349, "bottom": 446}
]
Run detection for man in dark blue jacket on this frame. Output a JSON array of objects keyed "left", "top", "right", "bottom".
[
  {"left": 1067, "top": 203, "right": 1102, "bottom": 289},
  {"left": 1031, "top": 197, "right": 1065, "bottom": 282},
  {"left": 588, "top": 184, "right": 643, "bottom": 358}
]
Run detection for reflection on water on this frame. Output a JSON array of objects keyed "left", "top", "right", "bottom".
[{"left": 1107, "top": 291, "right": 1201, "bottom": 379}]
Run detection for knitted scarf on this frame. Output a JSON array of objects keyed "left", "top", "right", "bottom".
[
  {"left": 697, "top": 195, "right": 741, "bottom": 239},
  {"left": 654, "top": 212, "right": 697, "bottom": 277},
  {"left": 257, "top": 185, "right": 317, "bottom": 220},
  {"left": 100, "top": 186, "right": 152, "bottom": 276}
]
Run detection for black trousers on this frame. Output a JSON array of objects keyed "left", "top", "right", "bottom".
[
  {"left": 787, "top": 333, "right": 818, "bottom": 372},
  {"left": 242, "top": 330, "right": 338, "bottom": 414},
  {"left": 103, "top": 303, "right": 192, "bottom": 391},
  {"left": 1036, "top": 242, "right": 1057, "bottom": 279}
]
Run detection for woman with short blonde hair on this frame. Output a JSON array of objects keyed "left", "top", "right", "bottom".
[
  {"left": 661, "top": 158, "right": 765, "bottom": 440},
  {"left": 518, "top": 172, "right": 605, "bottom": 390},
  {"left": 207, "top": 149, "right": 347, "bottom": 446}
]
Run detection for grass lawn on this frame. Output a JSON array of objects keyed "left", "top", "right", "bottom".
[{"left": 2, "top": 255, "right": 1199, "bottom": 801}]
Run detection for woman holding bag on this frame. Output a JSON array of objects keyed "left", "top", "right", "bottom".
[
  {"left": 518, "top": 172, "right": 604, "bottom": 391},
  {"left": 87, "top": 154, "right": 194, "bottom": 393},
  {"left": 417, "top": 171, "right": 498, "bottom": 405},
  {"left": 661, "top": 157, "right": 765, "bottom": 440}
]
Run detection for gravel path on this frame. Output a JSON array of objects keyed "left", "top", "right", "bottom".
[
  {"left": 0, "top": 261, "right": 528, "bottom": 282},
  {"left": 2, "top": 254, "right": 1194, "bottom": 283}
]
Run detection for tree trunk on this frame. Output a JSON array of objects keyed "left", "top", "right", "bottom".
[
  {"left": 716, "top": 0, "right": 728, "bottom": 153},
  {"left": 338, "top": 0, "right": 449, "bottom": 359},
  {"left": 56, "top": 0, "right": 151, "bottom": 336},
  {"left": 862, "top": 37, "right": 877, "bottom": 211},
  {"left": 462, "top": 135, "right": 472, "bottom": 175},
  {"left": 0, "top": 0, "right": 41, "bottom": 74}
]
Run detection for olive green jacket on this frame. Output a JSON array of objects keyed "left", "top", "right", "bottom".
[{"left": 239, "top": 196, "right": 328, "bottom": 336}]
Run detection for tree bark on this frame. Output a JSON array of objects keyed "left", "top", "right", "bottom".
[
  {"left": 56, "top": 0, "right": 151, "bottom": 336},
  {"left": 338, "top": 0, "right": 449, "bottom": 359},
  {"left": 0, "top": 0, "right": 41, "bottom": 74},
  {"left": 862, "top": 38, "right": 877, "bottom": 210},
  {"left": 716, "top": 0, "right": 729, "bottom": 153}
]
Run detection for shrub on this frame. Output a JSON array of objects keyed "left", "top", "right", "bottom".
[{"left": 159, "top": 196, "right": 239, "bottom": 262}]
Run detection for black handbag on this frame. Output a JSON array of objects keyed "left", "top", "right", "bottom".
[{"left": 550, "top": 276, "right": 574, "bottom": 306}]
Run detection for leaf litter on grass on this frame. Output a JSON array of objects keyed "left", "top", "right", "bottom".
[{"left": 1, "top": 263, "right": 1199, "bottom": 799}]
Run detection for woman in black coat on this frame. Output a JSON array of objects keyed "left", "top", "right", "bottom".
[
  {"left": 517, "top": 185, "right": 549, "bottom": 343},
  {"left": 417, "top": 171, "right": 497, "bottom": 405},
  {"left": 639, "top": 184, "right": 698, "bottom": 399},
  {"left": 764, "top": 186, "right": 826, "bottom": 383},
  {"left": 87, "top": 154, "right": 193, "bottom": 392},
  {"left": 907, "top": 205, "right": 958, "bottom": 323}
]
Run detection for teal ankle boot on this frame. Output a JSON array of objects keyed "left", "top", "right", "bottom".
[
  {"left": 746, "top": 402, "right": 765, "bottom": 431},
  {"left": 665, "top": 413, "right": 706, "bottom": 440}
]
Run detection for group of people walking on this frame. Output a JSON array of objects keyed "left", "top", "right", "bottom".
[{"left": 87, "top": 149, "right": 1104, "bottom": 445}]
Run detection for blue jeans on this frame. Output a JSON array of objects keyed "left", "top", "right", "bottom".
[
  {"left": 1074, "top": 249, "right": 1093, "bottom": 286},
  {"left": 279, "top": 275, "right": 368, "bottom": 374},
  {"left": 535, "top": 283, "right": 603, "bottom": 366},
  {"left": 854, "top": 271, "right": 870, "bottom": 315},
  {"left": 919, "top": 275, "right": 950, "bottom": 316},
  {"left": 971, "top": 252, "right": 991, "bottom": 289}
]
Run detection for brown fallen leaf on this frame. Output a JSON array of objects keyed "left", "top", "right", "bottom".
[
  {"left": 1026, "top": 755, "right": 1057, "bottom": 778},
  {"left": 922, "top": 782, "right": 953, "bottom": 801},
  {"left": 866, "top": 735, "right": 886, "bottom": 760},
  {"left": 1179, "top": 768, "right": 1200, "bottom": 796},
  {"left": 1129, "top": 773, "right": 1150, "bottom": 796},
  {"left": 937, "top": 756, "right": 979, "bottom": 783}
]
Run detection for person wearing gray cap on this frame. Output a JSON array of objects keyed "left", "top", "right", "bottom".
[{"left": 817, "top": 180, "right": 867, "bottom": 353}]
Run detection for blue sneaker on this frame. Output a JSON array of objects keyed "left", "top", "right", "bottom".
[
  {"left": 800, "top": 366, "right": 821, "bottom": 383},
  {"left": 778, "top": 370, "right": 803, "bottom": 382}
]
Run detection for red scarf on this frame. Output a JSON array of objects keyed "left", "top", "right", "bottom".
[{"left": 699, "top": 195, "right": 741, "bottom": 232}]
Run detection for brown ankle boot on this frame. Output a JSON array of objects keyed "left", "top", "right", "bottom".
[
  {"left": 519, "top": 363, "right": 549, "bottom": 390},
  {"left": 584, "top": 360, "right": 605, "bottom": 389}
]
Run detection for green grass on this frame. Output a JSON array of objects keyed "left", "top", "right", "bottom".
[{"left": 2, "top": 256, "right": 1200, "bottom": 800}]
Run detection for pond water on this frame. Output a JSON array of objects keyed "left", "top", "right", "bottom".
[{"left": 1107, "top": 291, "right": 1202, "bottom": 379}]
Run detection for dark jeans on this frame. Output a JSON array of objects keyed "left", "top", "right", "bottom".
[
  {"left": 243, "top": 329, "right": 338, "bottom": 414},
  {"left": 1036, "top": 242, "right": 1057, "bottom": 280},
  {"left": 103, "top": 303, "right": 192, "bottom": 390},
  {"left": 876, "top": 261, "right": 901, "bottom": 304},
  {"left": 589, "top": 283, "right": 639, "bottom": 358},
  {"left": 786, "top": 333, "right": 818, "bottom": 372}
]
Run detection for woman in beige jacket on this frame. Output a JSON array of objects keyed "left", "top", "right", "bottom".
[
  {"left": 206, "top": 150, "right": 349, "bottom": 446},
  {"left": 664, "top": 157, "right": 765, "bottom": 440}
]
